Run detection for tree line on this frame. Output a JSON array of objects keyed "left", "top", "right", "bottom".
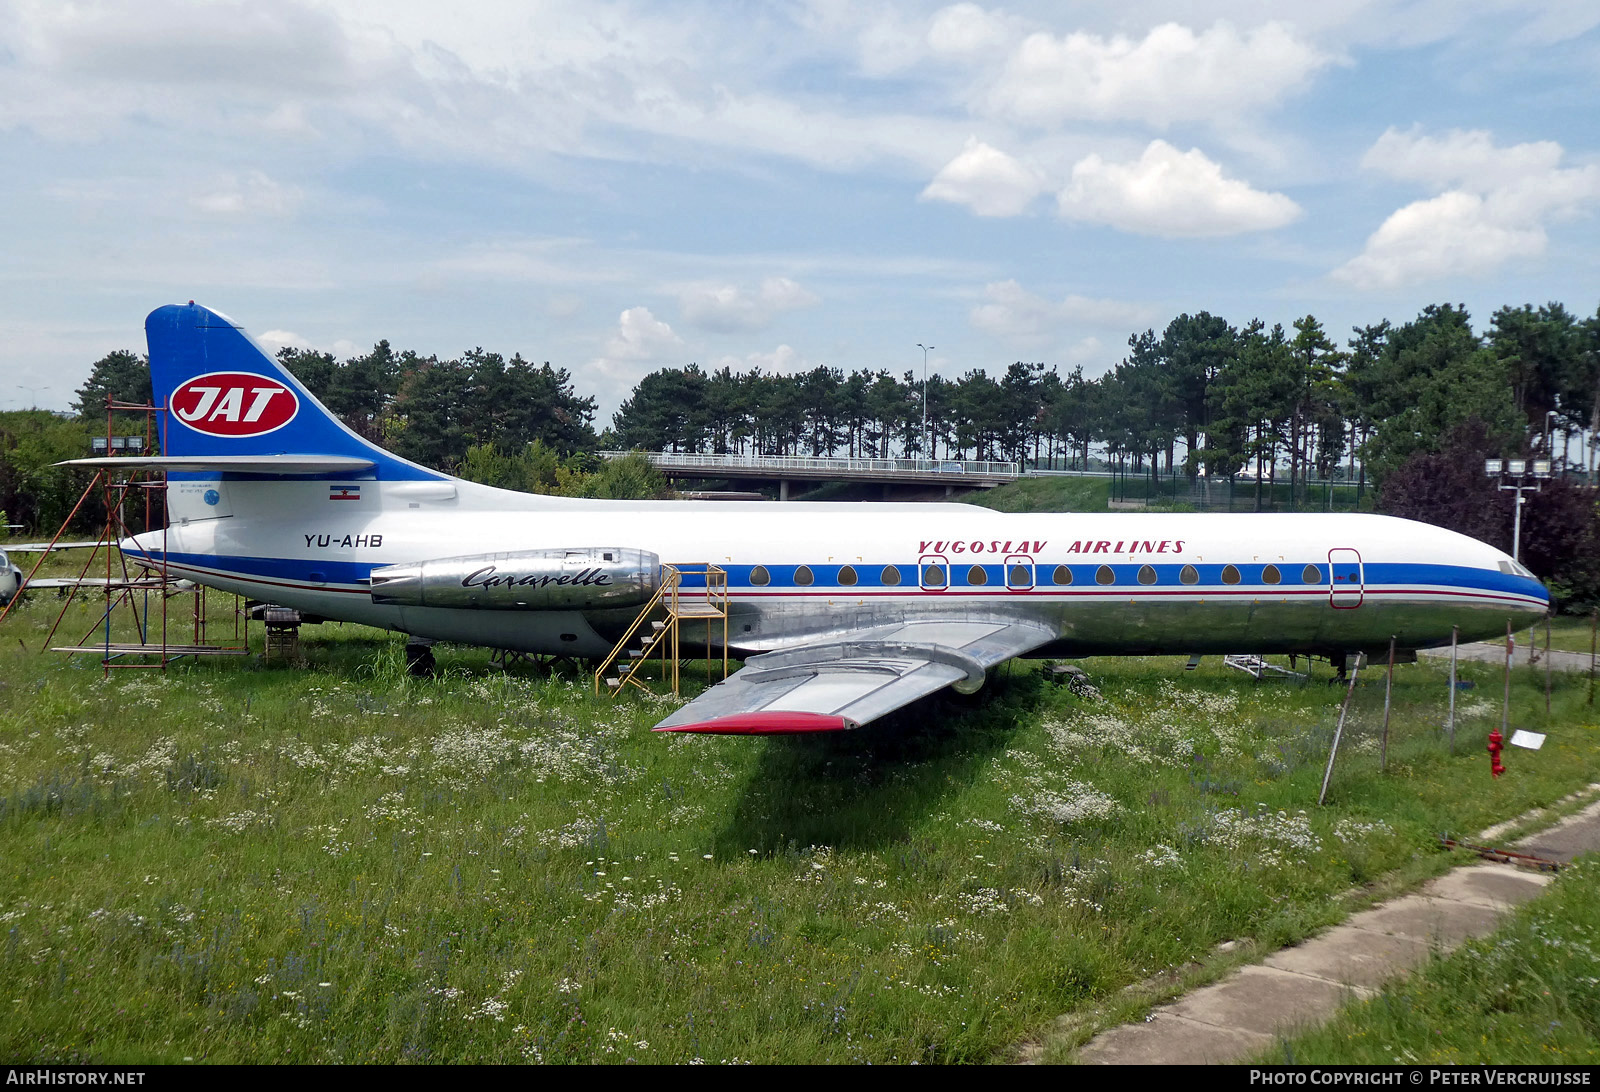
[{"left": 612, "top": 302, "right": 1600, "bottom": 508}]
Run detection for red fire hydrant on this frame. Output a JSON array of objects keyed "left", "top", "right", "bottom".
[{"left": 1487, "top": 728, "right": 1506, "bottom": 779}]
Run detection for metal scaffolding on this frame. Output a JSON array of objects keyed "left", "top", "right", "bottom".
[
  {"left": 0, "top": 396, "right": 249, "bottom": 672},
  {"left": 595, "top": 562, "right": 729, "bottom": 700}
]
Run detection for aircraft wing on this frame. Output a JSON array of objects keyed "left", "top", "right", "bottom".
[{"left": 652, "top": 619, "right": 1056, "bottom": 734}]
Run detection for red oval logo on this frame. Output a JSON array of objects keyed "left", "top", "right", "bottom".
[{"left": 171, "top": 372, "right": 299, "bottom": 437}]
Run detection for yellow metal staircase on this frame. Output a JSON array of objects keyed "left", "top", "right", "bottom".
[{"left": 594, "top": 563, "right": 729, "bottom": 699}]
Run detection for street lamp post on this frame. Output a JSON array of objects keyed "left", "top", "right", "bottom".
[
  {"left": 917, "top": 343, "right": 934, "bottom": 463},
  {"left": 1486, "top": 458, "right": 1551, "bottom": 563}
]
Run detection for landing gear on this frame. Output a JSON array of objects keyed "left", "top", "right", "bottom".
[
  {"left": 488, "top": 648, "right": 585, "bottom": 678},
  {"left": 1330, "top": 650, "right": 1348, "bottom": 684},
  {"left": 405, "top": 638, "right": 436, "bottom": 677}
]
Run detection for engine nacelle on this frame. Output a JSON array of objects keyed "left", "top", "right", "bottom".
[{"left": 369, "top": 547, "right": 659, "bottom": 610}]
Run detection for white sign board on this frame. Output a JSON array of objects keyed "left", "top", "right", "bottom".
[{"left": 1509, "top": 730, "right": 1546, "bottom": 750}]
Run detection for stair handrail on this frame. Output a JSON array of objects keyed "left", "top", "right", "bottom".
[{"left": 593, "top": 564, "right": 678, "bottom": 695}]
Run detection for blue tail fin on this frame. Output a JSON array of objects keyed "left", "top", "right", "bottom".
[{"left": 146, "top": 303, "right": 444, "bottom": 481}]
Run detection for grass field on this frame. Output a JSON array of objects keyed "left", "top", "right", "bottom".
[
  {"left": 1260, "top": 858, "right": 1600, "bottom": 1064},
  {"left": 966, "top": 473, "right": 1372, "bottom": 514},
  {"left": 1537, "top": 616, "right": 1600, "bottom": 656},
  {"left": 966, "top": 476, "right": 1108, "bottom": 513},
  {"left": 2, "top": 585, "right": 1598, "bottom": 1064}
]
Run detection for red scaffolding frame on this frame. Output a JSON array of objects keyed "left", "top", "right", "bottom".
[{"left": 0, "top": 395, "right": 250, "bottom": 672}]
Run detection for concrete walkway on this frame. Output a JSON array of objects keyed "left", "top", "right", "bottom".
[
  {"left": 1066, "top": 789, "right": 1600, "bottom": 1065},
  {"left": 1420, "top": 639, "right": 1596, "bottom": 673}
]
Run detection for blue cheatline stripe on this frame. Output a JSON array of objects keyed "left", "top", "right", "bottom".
[
  {"left": 719, "top": 561, "right": 1546, "bottom": 601},
  {"left": 125, "top": 549, "right": 376, "bottom": 587},
  {"left": 137, "top": 549, "right": 1547, "bottom": 608}
]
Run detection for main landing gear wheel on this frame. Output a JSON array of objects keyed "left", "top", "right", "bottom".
[{"left": 405, "top": 639, "right": 436, "bottom": 677}]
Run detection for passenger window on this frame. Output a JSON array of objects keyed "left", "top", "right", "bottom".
[
  {"left": 1137, "top": 565, "right": 1156, "bottom": 585},
  {"left": 1180, "top": 565, "right": 1198, "bottom": 585},
  {"left": 750, "top": 565, "right": 770, "bottom": 587},
  {"left": 1221, "top": 565, "right": 1241, "bottom": 585},
  {"left": 1302, "top": 564, "right": 1321, "bottom": 584},
  {"left": 1008, "top": 565, "right": 1031, "bottom": 588},
  {"left": 1052, "top": 565, "right": 1073, "bottom": 585},
  {"left": 794, "top": 565, "right": 814, "bottom": 586},
  {"left": 1262, "top": 564, "right": 1281, "bottom": 585},
  {"left": 967, "top": 565, "right": 988, "bottom": 586},
  {"left": 922, "top": 564, "right": 946, "bottom": 588},
  {"left": 838, "top": 565, "right": 857, "bottom": 586},
  {"left": 1096, "top": 565, "right": 1115, "bottom": 586},
  {"left": 881, "top": 565, "right": 901, "bottom": 586}
]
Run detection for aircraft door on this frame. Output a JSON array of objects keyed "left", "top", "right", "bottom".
[
  {"left": 1004, "top": 554, "right": 1034, "bottom": 591},
  {"left": 1328, "top": 548, "right": 1363, "bottom": 608}
]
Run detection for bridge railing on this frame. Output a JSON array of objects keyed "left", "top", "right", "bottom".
[{"left": 599, "top": 451, "right": 1022, "bottom": 478}]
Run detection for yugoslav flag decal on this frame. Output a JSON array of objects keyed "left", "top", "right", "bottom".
[{"left": 171, "top": 372, "right": 299, "bottom": 437}]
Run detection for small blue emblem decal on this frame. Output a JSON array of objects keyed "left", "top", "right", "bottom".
[{"left": 204, "top": 489, "right": 221, "bottom": 506}]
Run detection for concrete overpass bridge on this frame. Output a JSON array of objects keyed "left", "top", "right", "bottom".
[{"left": 599, "top": 451, "right": 1021, "bottom": 499}]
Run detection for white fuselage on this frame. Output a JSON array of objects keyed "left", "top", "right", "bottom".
[{"left": 125, "top": 475, "right": 1550, "bottom": 662}]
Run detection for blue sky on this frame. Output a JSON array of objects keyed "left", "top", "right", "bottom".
[{"left": 3, "top": 1, "right": 1599, "bottom": 423}]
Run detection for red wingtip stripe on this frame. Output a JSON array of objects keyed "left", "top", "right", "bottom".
[{"left": 654, "top": 711, "right": 857, "bottom": 735}]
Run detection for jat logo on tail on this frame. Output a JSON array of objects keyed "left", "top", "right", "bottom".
[{"left": 171, "top": 372, "right": 299, "bottom": 437}]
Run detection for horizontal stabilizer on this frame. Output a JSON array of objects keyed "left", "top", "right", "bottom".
[
  {"left": 3, "top": 541, "right": 102, "bottom": 553},
  {"left": 58, "top": 455, "right": 376, "bottom": 474},
  {"left": 654, "top": 711, "right": 858, "bottom": 735}
]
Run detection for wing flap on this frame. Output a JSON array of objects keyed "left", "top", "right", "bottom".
[{"left": 652, "top": 619, "right": 1055, "bottom": 734}]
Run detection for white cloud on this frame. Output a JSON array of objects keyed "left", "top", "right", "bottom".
[
  {"left": 1, "top": 0, "right": 971, "bottom": 176},
  {"left": 257, "top": 329, "right": 313, "bottom": 354},
  {"left": 22, "top": 0, "right": 367, "bottom": 93},
  {"left": 712, "top": 344, "right": 805, "bottom": 374},
  {"left": 847, "top": 8, "right": 935, "bottom": 77},
  {"left": 1064, "top": 336, "right": 1105, "bottom": 366},
  {"left": 580, "top": 305, "right": 687, "bottom": 392},
  {"left": 191, "top": 171, "right": 304, "bottom": 217},
  {"left": 255, "top": 330, "right": 362, "bottom": 359},
  {"left": 431, "top": 239, "right": 617, "bottom": 286},
  {"left": 545, "top": 294, "right": 584, "bottom": 319},
  {"left": 1057, "top": 140, "right": 1301, "bottom": 237},
  {"left": 987, "top": 21, "right": 1335, "bottom": 127},
  {"left": 920, "top": 138, "right": 1044, "bottom": 217},
  {"left": 675, "top": 277, "right": 820, "bottom": 332},
  {"left": 970, "top": 279, "right": 1156, "bottom": 350},
  {"left": 926, "top": 4, "right": 1023, "bottom": 58},
  {"left": 602, "top": 306, "right": 683, "bottom": 362},
  {"left": 1334, "top": 127, "right": 1600, "bottom": 289}
]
